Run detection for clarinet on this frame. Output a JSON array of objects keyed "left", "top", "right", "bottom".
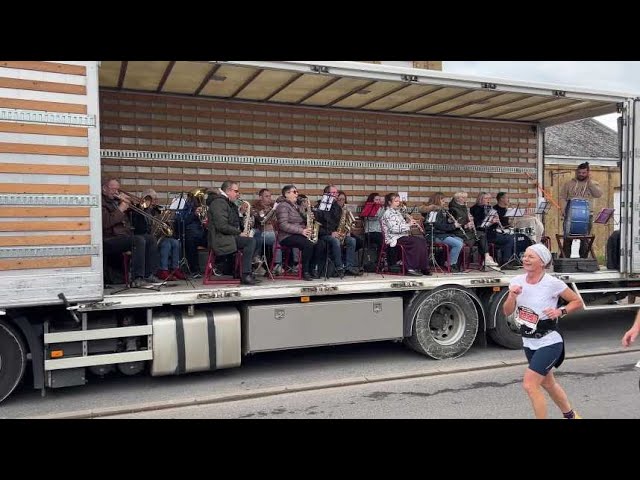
[
  {"left": 443, "top": 208, "right": 469, "bottom": 239},
  {"left": 467, "top": 211, "right": 480, "bottom": 241}
]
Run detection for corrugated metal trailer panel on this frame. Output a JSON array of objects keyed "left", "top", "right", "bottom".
[{"left": 0, "top": 61, "right": 103, "bottom": 308}]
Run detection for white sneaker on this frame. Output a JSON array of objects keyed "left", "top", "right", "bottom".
[{"left": 484, "top": 255, "right": 499, "bottom": 267}]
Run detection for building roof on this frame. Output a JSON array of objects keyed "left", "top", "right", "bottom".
[{"left": 545, "top": 118, "right": 618, "bottom": 158}]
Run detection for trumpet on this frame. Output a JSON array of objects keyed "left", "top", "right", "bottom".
[{"left": 114, "top": 190, "right": 174, "bottom": 240}]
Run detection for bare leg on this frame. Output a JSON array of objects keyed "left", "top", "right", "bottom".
[
  {"left": 541, "top": 371, "right": 572, "bottom": 414},
  {"left": 523, "top": 368, "right": 548, "bottom": 419}
]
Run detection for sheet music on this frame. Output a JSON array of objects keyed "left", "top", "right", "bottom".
[
  {"left": 318, "top": 194, "right": 335, "bottom": 212},
  {"left": 480, "top": 208, "right": 498, "bottom": 228},
  {"left": 169, "top": 197, "right": 186, "bottom": 210},
  {"left": 427, "top": 211, "right": 438, "bottom": 223},
  {"left": 505, "top": 207, "right": 524, "bottom": 218}
]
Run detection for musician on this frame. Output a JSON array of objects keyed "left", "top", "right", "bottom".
[
  {"left": 175, "top": 191, "right": 207, "bottom": 278},
  {"left": 493, "top": 192, "right": 510, "bottom": 228},
  {"left": 250, "top": 188, "right": 276, "bottom": 269},
  {"left": 101, "top": 178, "right": 160, "bottom": 286},
  {"left": 363, "top": 192, "right": 384, "bottom": 250},
  {"left": 336, "top": 190, "right": 364, "bottom": 254},
  {"left": 559, "top": 161, "right": 603, "bottom": 258},
  {"left": 425, "top": 192, "right": 464, "bottom": 273},
  {"left": 381, "top": 193, "right": 430, "bottom": 276},
  {"left": 471, "top": 192, "right": 515, "bottom": 269},
  {"left": 208, "top": 181, "right": 260, "bottom": 286},
  {"left": 314, "top": 185, "right": 362, "bottom": 276},
  {"left": 132, "top": 189, "right": 185, "bottom": 281},
  {"left": 274, "top": 185, "right": 315, "bottom": 281},
  {"left": 449, "top": 192, "right": 499, "bottom": 269}
]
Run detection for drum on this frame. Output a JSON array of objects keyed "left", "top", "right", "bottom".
[
  {"left": 564, "top": 199, "right": 589, "bottom": 236},
  {"left": 514, "top": 227, "right": 535, "bottom": 236},
  {"left": 512, "top": 215, "right": 544, "bottom": 243},
  {"left": 515, "top": 234, "right": 535, "bottom": 259}
]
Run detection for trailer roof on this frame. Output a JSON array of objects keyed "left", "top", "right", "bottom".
[{"left": 99, "top": 61, "right": 633, "bottom": 126}]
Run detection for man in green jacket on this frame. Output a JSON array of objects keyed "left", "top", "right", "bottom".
[{"left": 208, "top": 180, "right": 260, "bottom": 285}]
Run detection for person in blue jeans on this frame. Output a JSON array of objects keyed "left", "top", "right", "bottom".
[
  {"left": 133, "top": 188, "right": 185, "bottom": 281},
  {"left": 425, "top": 192, "right": 464, "bottom": 273},
  {"left": 314, "top": 185, "right": 362, "bottom": 276}
]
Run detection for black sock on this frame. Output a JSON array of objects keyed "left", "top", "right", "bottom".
[{"left": 562, "top": 409, "right": 575, "bottom": 419}]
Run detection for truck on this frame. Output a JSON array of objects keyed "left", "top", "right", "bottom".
[{"left": 1, "top": 60, "right": 638, "bottom": 404}]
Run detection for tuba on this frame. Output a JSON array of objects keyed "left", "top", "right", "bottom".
[
  {"left": 240, "top": 200, "right": 255, "bottom": 237},
  {"left": 305, "top": 203, "right": 320, "bottom": 244}
]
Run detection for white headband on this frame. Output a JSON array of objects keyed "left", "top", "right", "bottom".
[{"left": 529, "top": 243, "right": 552, "bottom": 267}]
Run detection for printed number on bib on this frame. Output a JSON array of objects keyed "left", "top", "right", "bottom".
[{"left": 516, "top": 306, "right": 539, "bottom": 332}]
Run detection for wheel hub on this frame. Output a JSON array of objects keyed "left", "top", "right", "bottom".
[{"left": 428, "top": 302, "right": 465, "bottom": 345}]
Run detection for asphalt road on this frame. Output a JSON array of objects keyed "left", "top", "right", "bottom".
[
  {"left": 105, "top": 350, "right": 640, "bottom": 419},
  {"left": 3, "top": 308, "right": 639, "bottom": 418}
]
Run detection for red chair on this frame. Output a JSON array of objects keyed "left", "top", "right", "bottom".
[
  {"left": 271, "top": 227, "right": 303, "bottom": 280},
  {"left": 462, "top": 242, "right": 495, "bottom": 270},
  {"left": 203, "top": 249, "right": 242, "bottom": 285}
]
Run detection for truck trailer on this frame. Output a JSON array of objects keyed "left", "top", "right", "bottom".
[{"left": 0, "top": 60, "right": 638, "bottom": 403}]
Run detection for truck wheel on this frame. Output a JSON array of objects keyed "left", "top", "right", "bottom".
[
  {"left": 487, "top": 289, "right": 522, "bottom": 349},
  {"left": 0, "top": 320, "right": 27, "bottom": 404},
  {"left": 406, "top": 288, "right": 478, "bottom": 359}
]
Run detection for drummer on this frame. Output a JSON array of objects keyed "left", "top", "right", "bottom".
[{"left": 559, "top": 162, "right": 603, "bottom": 258}]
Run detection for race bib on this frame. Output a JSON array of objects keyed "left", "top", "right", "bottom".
[{"left": 516, "top": 306, "right": 539, "bottom": 332}]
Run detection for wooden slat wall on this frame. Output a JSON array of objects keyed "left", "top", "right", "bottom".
[
  {"left": 0, "top": 61, "right": 92, "bottom": 272},
  {"left": 99, "top": 90, "right": 538, "bottom": 209}
]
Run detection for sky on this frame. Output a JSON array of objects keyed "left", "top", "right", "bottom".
[{"left": 443, "top": 61, "right": 640, "bottom": 131}]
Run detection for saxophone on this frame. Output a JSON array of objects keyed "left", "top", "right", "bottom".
[
  {"left": 305, "top": 203, "right": 320, "bottom": 244},
  {"left": 241, "top": 201, "right": 255, "bottom": 237},
  {"left": 336, "top": 207, "right": 356, "bottom": 245}
]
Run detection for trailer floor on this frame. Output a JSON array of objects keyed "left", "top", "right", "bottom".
[{"left": 90, "top": 266, "right": 627, "bottom": 312}]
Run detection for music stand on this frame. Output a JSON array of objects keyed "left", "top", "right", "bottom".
[
  {"left": 360, "top": 201, "right": 382, "bottom": 255},
  {"left": 594, "top": 208, "right": 615, "bottom": 225},
  {"left": 479, "top": 208, "right": 498, "bottom": 230},
  {"left": 500, "top": 203, "right": 525, "bottom": 269},
  {"left": 535, "top": 200, "right": 552, "bottom": 216},
  {"left": 424, "top": 210, "right": 446, "bottom": 273},
  {"left": 172, "top": 192, "right": 196, "bottom": 289}
]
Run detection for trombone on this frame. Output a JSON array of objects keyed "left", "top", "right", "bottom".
[{"left": 114, "top": 189, "right": 174, "bottom": 239}]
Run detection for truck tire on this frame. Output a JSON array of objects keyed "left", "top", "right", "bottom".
[
  {"left": 0, "top": 320, "right": 27, "bottom": 404},
  {"left": 487, "top": 289, "right": 522, "bottom": 349},
  {"left": 405, "top": 288, "right": 478, "bottom": 359}
]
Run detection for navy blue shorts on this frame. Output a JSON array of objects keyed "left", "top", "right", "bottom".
[{"left": 524, "top": 342, "right": 565, "bottom": 376}]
